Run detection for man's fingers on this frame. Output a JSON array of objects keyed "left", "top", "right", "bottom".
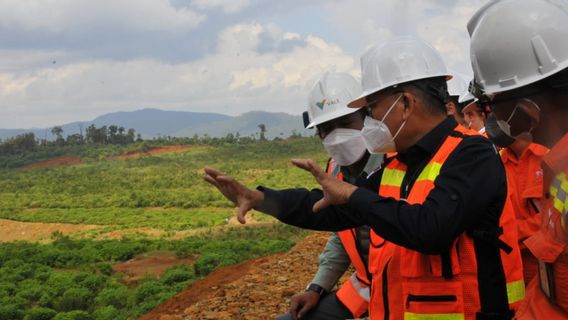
[
  {"left": 291, "top": 159, "right": 326, "bottom": 179},
  {"left": 203, "top": 175, "right": 221, "bottom": 188},
  {"left": 291, "top": 159, "right": 312, "bottom": 171},
  {"left": 203, "top": 167, "right": 224, "bottom": 178},
  {"left": 236, "top": 205, "right": 249, "bottom": 224},
  {"left": 297, "top": 302, "right": 313, "bottom": 319},
  {"left": 216, "top": 175, "right": 235, "bottom": 185},
  {"left": 313, "top": 197, "right": 331, "bottom": 213},
  {"left": 290, "top": 298, "right": 301, "bottom": 320}
]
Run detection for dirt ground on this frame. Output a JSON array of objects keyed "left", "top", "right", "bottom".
[
  {"left": 139, "top": 232, "right": 333, "bottom": 320},
  {"left": 20, "top": 145, "right": 190, "bottom": 170},
  {"left": 22, "top": 156, "right": 81, "bottom": 170},
  {"left": 110, "top": 146, "right": 190, "bottom": 160},
  {"left": 113, "top": 251, "right": 197, "bottom": 286},
  {"left": 0, "top": 218, "right": 100, "bottom": 242}
]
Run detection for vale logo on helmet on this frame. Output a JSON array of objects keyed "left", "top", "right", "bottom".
[{"left": 316, "top": 98, "right": 340, "bottom": 110}]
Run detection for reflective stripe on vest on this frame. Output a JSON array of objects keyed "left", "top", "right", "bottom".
[
  {"left": 550, "top": 172, "right": 568, "bottom": 229},
  {"left": 404, "top": 312, "right": 465, "bottom": 320},
  {"left": 326, "top": 159, "right": 370, "bottom": 317},
  {"left": 336, "top": 273, "right": 371, "bottom": 317},
  {"left": 369, "top": 126, "right": 523, "bottom": 320}
]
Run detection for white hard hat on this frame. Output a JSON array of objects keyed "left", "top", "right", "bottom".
[
  {"left": 468, "top": 0, "right": 568, "bottom": 95},
  {"left": 306, "top": 72, "right": 362, "bottom": 129},
  {"left": 349, "top": 36, "right": 451, "bottom": 108},
  {"left": 458, "top": 91, "right": 475, "bottom": 104},
  {"left": 447, "top": 71, "right": 468, "bottom": 97}
]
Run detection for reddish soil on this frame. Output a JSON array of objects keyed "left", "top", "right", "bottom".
[
  {"left": 0, "top": 218, "right": 99, "bottom": 242},
  {"left": 22, "top": 156, "right": 81, "bottom": 170},
  {"left": 111, "top": 146, "right": 190, "bottom": 160},
  {"left": 113, "top": 251, "right": 197, "bottom": 286},
  {"left": 139, "top": 232, "right": 337, "bottom": 320}
]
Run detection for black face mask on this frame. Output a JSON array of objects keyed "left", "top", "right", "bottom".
[{"left": 485, "top": 113, "right": 516, "bottom": 148}]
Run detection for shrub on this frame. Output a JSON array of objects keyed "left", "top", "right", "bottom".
[
  {"left": 57, "top": 288, "right": 93, "bottom": 312},
  {"left": 52, "top": 311, "right": 93, "bottom": 320},
  {"left": 92, "top": 306, "right": 121, "bottom": 320},
  {"left": 95, "top": 287, "right": 129, "bottom": 309},
  {"left": 23, "top": 307, "right": 57, "bottom": 320},
  {"left": 0, "top": 304, "right": 24, "bottom": 320},
  {"left": 161, "top": 266, "right": 194, "bottom": 286}
]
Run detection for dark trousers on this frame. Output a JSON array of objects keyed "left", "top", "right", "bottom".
[{"left": 276, "top": 292, "right": 362, "bottom": 320}]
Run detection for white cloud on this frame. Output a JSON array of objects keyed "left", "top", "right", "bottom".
[
  {"left": 0, "top": 0, "right": 206, "bottom": 33},
  {"left": 322, "top": 0, "right": 489, "bottom": 76},
  {"left": 191, "top": 0, "right": 252, "bottom": 14},
  {"left": 0, "top": 23, "right": 355, "bottom": 128},
  {"left": 0, "top": 0, "right": 495, "bottom": 129}
]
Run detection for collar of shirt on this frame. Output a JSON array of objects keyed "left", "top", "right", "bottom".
[
  {"left": 543, "top": 133, "right": 568, "bottom": 175},
  {"left": 396, "top": 116, "right": 459, "bottom": 167},
  {"left": 340, "top": 153, "right": 384, "bottom": 183},
  {"left": 501, "top": 142, "right": 549, "bottom": 165}
]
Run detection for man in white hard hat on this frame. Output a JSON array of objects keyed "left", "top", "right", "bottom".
[
  {"left": 467, "top": 0, "right": 568, "bottom": 318},
  {"left": 276, "top": 72, "right": 380, "bottom": 320},
  {"left": 462, "top": 99, "right": 488, "bottom": 134},
  {"left": 204, "top": 36, "right": 523, "bottom": 319},
  {"left": 207, "top": 73, "right": 379, "bottom": 319},
  {"left": 446, "top": 72, "right": 468, "bottom": 126}
]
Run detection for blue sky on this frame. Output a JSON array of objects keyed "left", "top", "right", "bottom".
[{"left": 0, "top": 0, "right": 489, "bottom": 128}]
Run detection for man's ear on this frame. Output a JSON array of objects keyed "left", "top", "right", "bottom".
[{"left": 401, "top": 92, "right": 415, "bottom": 120}]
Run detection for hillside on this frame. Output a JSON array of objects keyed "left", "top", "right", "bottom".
[
  {"left": 0, "top": 109, "right": 312, "bottom": 140},
  {"left": 0, "top": 137, "right": 329, "bottom": 319}
]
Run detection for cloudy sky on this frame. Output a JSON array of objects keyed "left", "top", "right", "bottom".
[{"left": 0, "top": 0, "right": 490, "bottom": 129}]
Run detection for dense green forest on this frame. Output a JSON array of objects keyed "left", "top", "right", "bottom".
[{"left": 0, "top": 136, "right": 327, "bottom": 319}]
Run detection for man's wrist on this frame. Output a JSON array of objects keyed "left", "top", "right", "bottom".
[{"left": 305, "top": 283, "right": 327, "bottom": 295}]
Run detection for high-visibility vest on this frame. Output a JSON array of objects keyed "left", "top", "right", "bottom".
[
  {"left": 522, "top": 134, "right": 568, "bottom": 316},
  {"left": 367, "top": 125, "right": 524, "bottom": 320},
  {"left": 326, "top": 159, "right": 371, "bottom": 317}
]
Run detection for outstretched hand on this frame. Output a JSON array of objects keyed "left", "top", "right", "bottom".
[
  {"left": 203, "top": 167, "right": 264, "bottom": 224},
  {"left": 290, "top": 159, "right": 357, "bottom": 212}
]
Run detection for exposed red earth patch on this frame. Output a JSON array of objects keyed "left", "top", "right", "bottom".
[
  {"left": 139, "top": 232, "right": 334, "bottom": 320},
  {"left": 111, "top": 146, "right": 190, "bottom": 160},
  {"left": 0, "top": 218, "right": 99, "bottom": 242},
  {"left": 112, "top": 251, "right": 197, "bottom": 286},
  {"left": 22, "top": 156, "right": 81, "bottom": 170}
]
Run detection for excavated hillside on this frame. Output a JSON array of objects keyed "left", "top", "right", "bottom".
[{"left": 140, "top": 232, "right": 341, "bottom": 320}]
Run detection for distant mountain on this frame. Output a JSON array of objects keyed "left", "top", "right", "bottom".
[
  {"left": 0, "top": 109, "right": 312, "bottom": 141},
  {"left": 174, "top": 111, "right": 310, "bottom": 139}
]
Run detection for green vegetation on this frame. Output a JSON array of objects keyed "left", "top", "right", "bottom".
[
  {"left": 0, "top": 225, "right": 306, "bottom": 320},
  {"left": 0, "top": 136, "right": 328, "bottom": 319},
  {"left": 0, "top": 137, "right": 326, "bottom": 226}
]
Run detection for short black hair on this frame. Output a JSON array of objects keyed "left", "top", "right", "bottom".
[{"left": 400, "top": 77, "right": 449, "bottom": 115}]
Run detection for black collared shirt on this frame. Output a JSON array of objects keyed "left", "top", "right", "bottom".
[{"left": 258, "top": 117, "right": 507, "bottom": 255}]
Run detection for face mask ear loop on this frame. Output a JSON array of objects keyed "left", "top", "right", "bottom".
[
  {"left": 506, "top": 105, "right": 519, "bottom": 123},
  {"left": 391, "top": 120, "right": 407, "bottom": 142},
  {"left": 379, "top": 94, "right": 403, "bottom": 122}
]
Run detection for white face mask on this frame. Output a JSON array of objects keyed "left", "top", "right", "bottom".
[
  {"left": 361, "top": 94, "right": 405, "bottom": 154},
  {"left": 322, "top": 128, "right": 367, "bottom": 166}
]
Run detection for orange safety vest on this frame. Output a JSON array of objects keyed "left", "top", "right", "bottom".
[
  {"left": 326, "top": 159, "right": 371, "bottom": 317},
  {"left": 367, "top": 126, "right": 524, "bottom": 320},
  {"left": 500, "top": 143, "right": 548, "bottom": 284},
  {"left": 520, "top": 133, "right": 568, "bottom": 318}
]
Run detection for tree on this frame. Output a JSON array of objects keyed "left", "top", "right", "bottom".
[
  {"left": 127, "top": 129, "right": 136, "bottom": 144},
  {"left": 51, "top": 126, "right": 64, "bottom": 146},
  {"left": 258, "top": 124, "right": 267, "bottom": 141},
  {"left": 108, "top": 125, "right": 118, "bottom": 144},
  {"left": 66, "top": 134, "right": 83, "bottom": 146}
]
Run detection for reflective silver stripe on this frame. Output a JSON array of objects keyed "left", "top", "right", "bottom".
[{"left": 350, "top": 272, "right": 370, "bottom": 302}]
